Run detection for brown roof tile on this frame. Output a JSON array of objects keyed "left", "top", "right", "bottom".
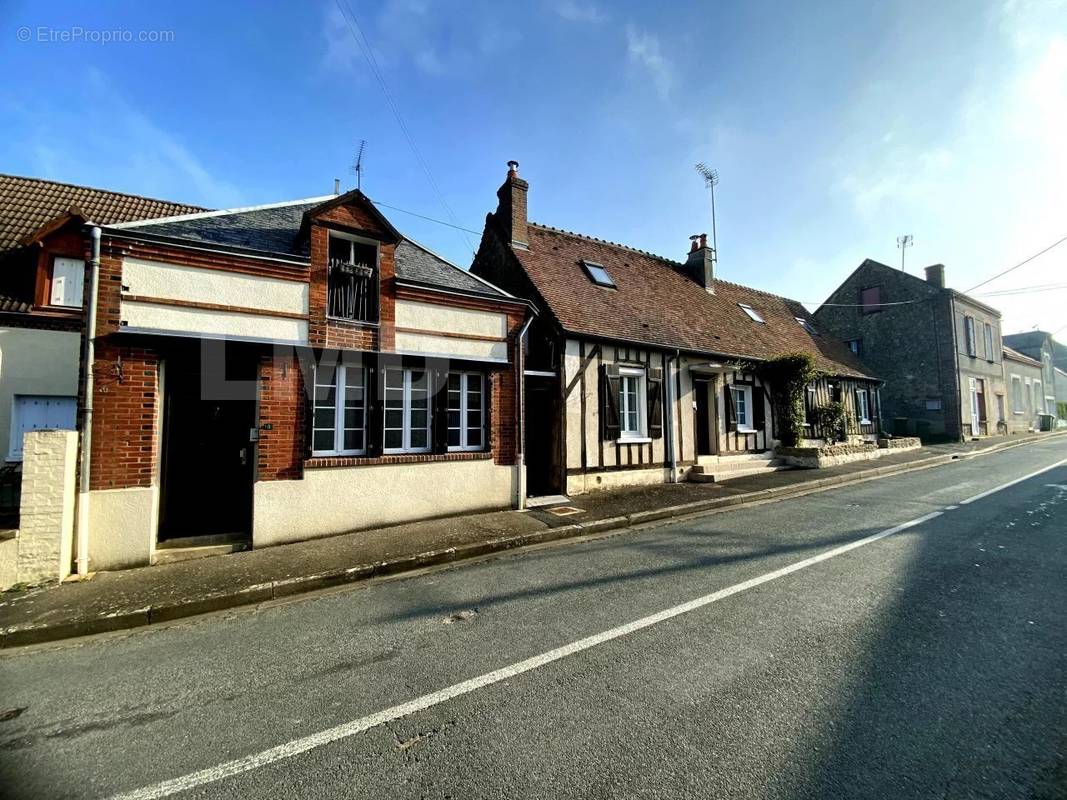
[
  {"left": 515, "top": 223, "right": 877, "bottom": 380},
  {"left": 0, "top": 174, "right": 204, "bottom": 253}
]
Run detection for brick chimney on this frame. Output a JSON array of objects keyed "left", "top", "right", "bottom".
[
  {"left": 684, "top": 233, "right": 715, "bottom": 293},
  {"left": 494, "top": 160, "right": 529, "bottom": 250},
  {"left": 925, "top": 263, "right": 945, "bottom": 288}
]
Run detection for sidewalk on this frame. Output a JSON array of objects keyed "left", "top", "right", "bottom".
[{"left": 1, "top": 431, "right": 1062, "bottom": 648}]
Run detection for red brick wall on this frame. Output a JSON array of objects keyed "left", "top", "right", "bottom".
[
  {"left": 89, "top": 342, "right": 160, "bottom": 490},
  {"left": 490, "top": 309, "right": 526, "bottom": 467},
  {"left": 257, "top": 350, "right": 306, "bottom": 481}
]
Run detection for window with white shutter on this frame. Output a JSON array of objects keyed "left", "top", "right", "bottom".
[
  {"left": 50, "top": 257, "right": 85, "bottom": 308},
  {"left": 8, "top": 395, "right": 77, "bottom": 461}
]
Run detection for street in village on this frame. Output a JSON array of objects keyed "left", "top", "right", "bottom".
[{"left": 0, "top": 437, "right": 1064, "bottom": 799}]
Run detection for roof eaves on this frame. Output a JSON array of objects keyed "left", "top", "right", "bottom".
[{"left": 101, "top": 227, "right": 311, "bottom": 267}]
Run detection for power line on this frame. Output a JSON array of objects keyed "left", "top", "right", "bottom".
[
  {"left": 965, "top": 234, "right": 1067, "bottom": 293},
  {"left": 976, "top": 283, "right": 1067, "bottom": 297},
  {"left": 332, "top": 0, "right": 475, "bottom": 255},
  {"left": 371, "top": 199, "right": 483, "bottom": 236}
]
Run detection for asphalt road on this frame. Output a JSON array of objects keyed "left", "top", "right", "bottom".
[{"left": 1, "top": 438, "right": 1066, "bottom": 799}]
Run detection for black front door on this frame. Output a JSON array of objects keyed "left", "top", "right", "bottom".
[
  {"left": 524, "top": 376, "right": 561, "bottom": 496},
  {"left": 159, "top": 345, "right": 256, "bottom": 540},
  {"left": 695, "top": 379, "right": 714, "bottom": 456}
]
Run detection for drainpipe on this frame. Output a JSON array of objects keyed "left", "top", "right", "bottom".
[
  {"left": 74, "top": 225, "right": 101, "bottom": 576},
  {"left": 514, "top": 313, "right": 535, "bottom": 509},
  {"left": 664, "top": 349, "right": 680, "bottom": 482}
]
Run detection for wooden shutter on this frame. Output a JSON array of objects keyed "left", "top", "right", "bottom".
[
  {"left": 646, "top": 367, "right": 663, "bottom": 439},
  {"left": 724, "top": 384, "right": 737, "bottom": 432},
  {"left": 601, "top": 364, "right": 621, "bottom": 440},
  {"left": 753, "top": 385, "right": 766, "bottom": 430},
  {"left": 367, "top": 361, "right": 384, "bottom": 457},
  {"left": 853, "top": 387, "right": 862, "bottom": 423}
]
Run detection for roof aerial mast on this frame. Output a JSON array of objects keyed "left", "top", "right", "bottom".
[{"left": 694, "top": 162, "right": 719, "bottom": 265}]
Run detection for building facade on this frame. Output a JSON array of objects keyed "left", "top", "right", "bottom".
[
  {"left": 1002, "top": 330, "right": 1061, "bottom": 418},
  {"left": 472, "top": 163, "right": 880, "bottom": 496},
  {"left": 814, "top": 260, "right": 1005, "bottom": 440},
  {"left": 1002, "top": 346, "right": 1046, "bottom": 433}
]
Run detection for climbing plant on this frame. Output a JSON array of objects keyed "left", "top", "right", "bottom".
[
  {"left": 810, "top": 401, "right": 849, "bottom": 443},
  {"left": 755, "top": 353, "right": 821, "bottom": 447}
]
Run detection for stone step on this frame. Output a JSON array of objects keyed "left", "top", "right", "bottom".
[
  {"left": 154, "top": 538, "right": 249, "bottom": 565},
  {"left": 688, "top": 463, "right": 794, "bottom": 483},
  {"left": 696, "top": 451, "right": 776, "bottom": 466},
  {"left": 691, "top": 457, "right": 782, "bottom": 474}
]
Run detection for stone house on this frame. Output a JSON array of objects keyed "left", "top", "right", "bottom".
[
  {"left": 1002, "top": 346, "right": 1046, "bottom": 433},
  {"left": 814, "top": 260, "right": 1005, "bottom": 441},
  {"left": 471, "top": 163, "right": 881, "bottom": 497},
  {"left": 1002, "top": 330, "right": 1061, "bottom": 418}
]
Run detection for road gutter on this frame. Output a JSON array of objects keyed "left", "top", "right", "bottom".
[{"left": 2, "top": 432, "right": 1064, "bottom": 649}]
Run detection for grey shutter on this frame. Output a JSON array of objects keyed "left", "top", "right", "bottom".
[
  {"left": 647, "top": 367, "right": 663, "bottom": 439},
  {"left": 753, "top": 385, "right": 766, "bottom": 430},
  {"left": 601, "top": 364, "right": 621, "bottom": 440},
  {"left": 724, "top": 384, "right": 737, "bottom": 432}
]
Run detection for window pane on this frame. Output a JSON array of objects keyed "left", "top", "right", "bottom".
[
  {"left": 411, "top": 410, "right": 429, "bottom": 429},
  {"left": 386, "top": 369, "right": 404, "bottom": 390},
  {"left": 448, "top": 429, "right": 461, "bottom": 447},
  {"left": 342, "top": 429, "right": 363, "bottom": 451},
  {"left": 448, "top": 373, "right": 461, "bottom": 392},
  {"left": 410, "top": 429, "right": 428, "bottom": 449},
  {"left": 448, "top": 410, "right": 461, "bottom": 428},
  {"left": 385, "top": 429, "right": 402, "bottom": 449},
  {"left": 313, "top": 429, "right": 334, "bottom": 451},
  {"left": 410, "top": 370, "right": 427, "bottom": 392},
  {"left": 467, "top": 409, "right": 481, "bottom": 428},
  {"left": 313, "top": 407, "right": 335, "bottom": 428},
  {"left": 467, "top": 429, "right": 482, "bottom": 447},
  {"left": 385, "top": 409, "right": 403, "bottom": 428},
  {"left": 345, "top": 367, "right": 364, "bottom": 391},
  {"left": 328, "top": 236, "right": 351, "bottom": 265},
  {"left": 343, "top": 407, "right": 362, "bottom": 428}
]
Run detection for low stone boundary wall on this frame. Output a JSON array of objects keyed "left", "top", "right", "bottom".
[{"left": 779, "top": 437, "right": 921, "bottom": 469}]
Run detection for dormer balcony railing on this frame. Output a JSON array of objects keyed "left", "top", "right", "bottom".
[{"left": 328, "top": 257, "right": 378, "bottom": 323}]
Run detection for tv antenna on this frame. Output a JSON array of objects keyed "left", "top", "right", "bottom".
[
  {"left": 896, "top": 234, "right": 913, "bottom": 271},
  {"left": 695, "top": 163, "right": 719, "bottom": 263},
  {"left": 351, "top": 140, "right": 367, "bottom": 191}
]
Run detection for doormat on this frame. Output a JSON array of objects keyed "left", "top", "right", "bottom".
[{"left": 546, "top": 506, "right": 586, "bottom": 516}]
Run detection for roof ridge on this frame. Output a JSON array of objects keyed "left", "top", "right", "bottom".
[
  {"left": 528, "top": 221, "right": 807, "bottom": 306},
  {"left": 0, "top": 172, "right": 205, "bottom": 211},
  {"left": 109, "top": 196, "right": 333, "bottom": 229}
]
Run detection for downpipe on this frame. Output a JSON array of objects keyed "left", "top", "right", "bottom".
[{"left": 74, "top": 225, "right": 101, "bottom": 576}]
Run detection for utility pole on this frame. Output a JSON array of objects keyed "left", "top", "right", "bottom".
[
  {"left": 897, "top": 234, "right": 913, "bottom": 272},
  {"left": 695, "top": 163, "right": 719, "bottom": 263}
]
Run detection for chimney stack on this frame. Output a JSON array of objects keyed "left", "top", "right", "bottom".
[
  {"left": 684, "top": 233, "right": 715, "bottom": 293},
  {"left": 925, "top": 263, "right": 945, "bottom": 288},
  {"left": 495, "top": 160, "right": 529, "bottom": 250},
  {"left": 333, "top": 178, "right": 341, "bottom": 195}
]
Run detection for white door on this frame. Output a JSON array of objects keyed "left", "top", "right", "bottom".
[{"left": 969, "top": 378, "right": 980, "bottom": 435}]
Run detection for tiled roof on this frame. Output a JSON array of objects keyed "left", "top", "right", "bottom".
[
  {"left": 0, "top": 174, "right": 203, "bottom": 252},
  {"left": 117, "top": 201, "right": 319, "bottom": 258},
  {"left": 395, "top": 239, "right": 508, "bottom": 298},
  {"left": 513, "top": 223, "right": 877, "bottom": 379}
]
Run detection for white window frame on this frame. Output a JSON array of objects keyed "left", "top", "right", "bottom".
[
  {"left": 311, "top": 364, "right": 367, "bottom": 457},
  {"left": 50, "top": 256, "right": 85, "bottom": 308},
  {"left": 326, "top": 230, "right": 380, "bottom": 322},
  {"left": 738, "top": 303, "right": 765, "bottom": 323},
  {"left": 732, "top": 385, "right": 754, "bottom": 432},
  {"left": 7, "top": 395, "right": 77, "bottom": 461},
  {"left": 447, "top": 372, "right": 485, "bottom": 452},
  {"left": 383, "top": 367, "right": 432, "bottom": 454},
  {"left": 856, "top": 388, "right": 871, "bottom": 424},
  {"left": 617, "top": 367, "right": 648, "bottom": 441}
]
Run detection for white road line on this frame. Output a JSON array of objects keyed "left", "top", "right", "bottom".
[
  {"left": 111, "top": 455, "right": 1067, "bottom": 800},
  {"left": 958, "top": 457, "right": 1067, "bottom": 506}
]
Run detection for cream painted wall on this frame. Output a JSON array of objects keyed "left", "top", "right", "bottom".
[
  {"left": 122, "top": 257, "right": 308, "bottom": 314},
  {"left": 395, "top": 299, "right": 506, "bottom": 339},
  {"left": 0, "top": 327, "right": 80, "bottom": 461},
  {"left": 253, "top": 459, "right": 515, "bottom": 547},
  {"left": 567, "top": 466, "right": 671, "bottom": 495},
  {"left": 88, "top": 486, "right": 157, "bottom": 570},
  {"left": 121, "top": 301, "right": 308, "bottom": 344},
  {"left": 394, "top": 331, "right": 507, "bottom": 362}
]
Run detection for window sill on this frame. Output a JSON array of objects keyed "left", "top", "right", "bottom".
[
  {"left": 616, "top": 436, "right": 651, "bottom": 444},
  {"left": 737, "top": 427, "right": 757, "bottom": 434},
  {"left": 326, "top": 316, "right": 380, "bottom": 328},
  {"left": 860, "top": 419, "right": 872, "bottom": 425},
  {"left": 305, "top": 451, "right": 491, "bottom": 469}
]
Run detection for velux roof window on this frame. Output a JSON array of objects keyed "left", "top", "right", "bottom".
[
  {"left": 738, "top": 303, "right": 765, "bottom": 323},
  {"left": 796, "top": 316, "right": 819, "bottom": 335},
  {"left": 581, "top": 259, "right": 615, "bottom": 288}
]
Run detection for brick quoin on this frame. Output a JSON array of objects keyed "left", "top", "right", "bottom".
[{"left": 257, "top": 350, "right": 306, "bottom": 481}]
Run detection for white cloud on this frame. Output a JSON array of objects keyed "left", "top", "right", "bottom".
[
  {"left": 555, "top": 1, "right": 608, "bottom": 24},
  {"left": 626, "top": 24, "right": 673, "bottom": 100}
]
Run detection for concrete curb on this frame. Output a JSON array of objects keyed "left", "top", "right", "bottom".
[{"left": 2, "top": 433, "right": 1062, "bottom": 649}]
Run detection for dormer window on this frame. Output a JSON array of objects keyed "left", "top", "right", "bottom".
[
  {"left": 738, "top": 303, "right": 764, "bottom": 323},
  {"left": 581, "top": 259, "right": 615, "bottom": 288},
  {"left": 327, "top": 231, "right": 379, "bottom": 323}
]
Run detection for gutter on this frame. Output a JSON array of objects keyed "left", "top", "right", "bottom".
[{"left": 75, "top": 225, "right": 101, "bottom": 576}]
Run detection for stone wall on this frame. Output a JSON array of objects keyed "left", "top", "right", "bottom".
[
  {"left": 778, "top": 436, "right": 920, "bottom": 469},
  {"left": 0, "top": 429, "right": 78, "bottom": 590}
]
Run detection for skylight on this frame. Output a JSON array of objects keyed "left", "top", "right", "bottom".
[
  {"left": 796, "top": 316, "right": 819, "bottom": 335},
  {"left": 581, "top": 259, "right": 615, "bottom": 288},
  {"left": 738, "top": 303, "right": 765, "bottom": 323}
]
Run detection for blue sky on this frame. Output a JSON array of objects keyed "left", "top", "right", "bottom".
[{"left": 2, "top": 0, "right": 1064, "bottom": 334}]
